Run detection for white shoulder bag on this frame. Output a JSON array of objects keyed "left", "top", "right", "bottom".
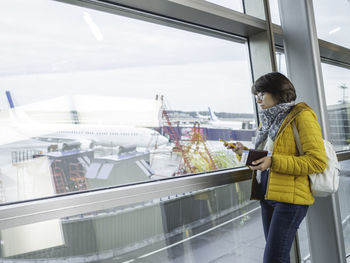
[{"left": 291, "top": 123, "right": 340, "bottom": 197}]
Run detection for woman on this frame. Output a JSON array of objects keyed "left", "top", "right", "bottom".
[{"left": 227, "top": 72, "right": 327, "bottom": 263}]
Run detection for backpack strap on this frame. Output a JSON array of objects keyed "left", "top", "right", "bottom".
[{"left": 291, "top": 122, "right": 304, "bottom": 155}]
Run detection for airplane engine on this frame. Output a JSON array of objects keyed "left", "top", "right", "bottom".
[
  {"left": 48, "top": 144, "right": 59, "bottom": 152},
  {"left": 62, "top": 141, "right": 81, "bottom": 151},
  {"left": 119, "top": 144, "right": 137, "bottom": 154}
]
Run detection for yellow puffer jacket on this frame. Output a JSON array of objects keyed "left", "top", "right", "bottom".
[{"left": 250, "top": 102, "right": 327, "bottom": 205}]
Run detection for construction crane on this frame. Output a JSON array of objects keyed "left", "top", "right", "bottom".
[
  {"left": 182, "top": 122, "right": 217, "bottom": 172},
  {"left": 157, "top": 95, "right": 217, "bottom": 175},
  {"left": 162, "top": 109, "right": 194, "bottom": 174}
]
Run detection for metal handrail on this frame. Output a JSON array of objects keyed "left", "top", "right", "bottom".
[
  {"left": 0, "top": 167, "right": 252, "bottom": 229},
  {"left": 0, "top": 148, "right": 350, "bottom": 229},
  {"left": 0, "top": 149, "right": 349, "bottom": 230}
]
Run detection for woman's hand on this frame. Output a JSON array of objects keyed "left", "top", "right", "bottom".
[
  {"left": 249, "top": 156, "right": 272, "bottom": 171},
  {"left": 225, "top": 141, "right": 245, "bottom": 156}
]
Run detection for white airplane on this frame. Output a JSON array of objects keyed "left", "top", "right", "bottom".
[
  {"left": 37, "top": 124, "right": 168, "bottom": 150},
  {"left": 1, "top": 108, "right": 168, "bottom": 151},
  {"left": 207, "top": 107, "right": 243, "bottom": 130}
]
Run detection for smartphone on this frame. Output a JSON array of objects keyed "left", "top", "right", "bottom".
[{"left": 219, "top": 139, "right": 236, "bottom": 148}]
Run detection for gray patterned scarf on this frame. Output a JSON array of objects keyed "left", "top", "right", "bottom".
[{"left": 255, "top": 102, "right": 295, "bottom": 149}]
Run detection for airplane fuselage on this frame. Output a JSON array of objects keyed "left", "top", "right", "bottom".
[{"left": 50, "top": 125, "right": 168, "bottom": 148}]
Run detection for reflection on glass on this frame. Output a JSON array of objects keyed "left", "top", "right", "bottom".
[
  {"left": 298, "top": 220, "right": 311, "bottom": 263},
  {"left": 322, "top": 63, "right": 350, "bottom": 151},
  {"left": 0, "top": 0, "right": 254, "bottom": 202},
  {"left": 269, "top": 0, "right": 281, "bottom": 25},
  {"left": 276, "top": 52, "right": 287, "bottom": 75},
  {"left": 1, "top": 219, "right": 64, "bottom": 257},
  {"left": 0, "top": 182, "right": 264, "bottom": 262},
  {"left": 313, "top": 0, "right": 350, "bottom": 48}
]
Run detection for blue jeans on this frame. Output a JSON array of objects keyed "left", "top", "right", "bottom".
[{"left": 260, "top": 171, "right": 309, "bottom": 263}]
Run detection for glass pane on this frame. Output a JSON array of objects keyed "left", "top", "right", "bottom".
[
  {"left": 0, "top": 182, "right": 265, "bottom": 262},
  {"left": 276, "top": 52, "right": 287, "bottom": 75},
  {"left": 205, "top": 0, "right": 243, "bottom": 12},
  {"left": 313, "top": 0, "right": 350, "bottom": 48},
  {"left": 337, "top": 159, "right": 350, "bottom": 257},
  {"left": 298, "top": 220, "right": 311, "bottom": 263},
  {"left": 322, "top": 63, "right": 350, "bottom": 150},
  {"left": 276, "top": 56, "right": 350, "bottom": 151},
  {"left": 269, "top": 0, "right": 281, "bottom": 25},
  {"left": 0, "top": 0, "right": 254, "bottom": 202}
]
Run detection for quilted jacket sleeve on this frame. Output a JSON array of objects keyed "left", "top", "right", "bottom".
[{"left": 271, "top": 110, "right": 327, "bottom": 176}]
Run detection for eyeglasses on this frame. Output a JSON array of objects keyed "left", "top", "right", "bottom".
[{"left": 255, "top": 92, "right": 265, "bottom": 101}]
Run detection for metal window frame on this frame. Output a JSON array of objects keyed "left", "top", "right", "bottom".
[
  {"left": 273, "top": 26, "right": 350, "bottom": 70},
  {"left": 55, "top": 0, "right": 267, "bottom": 39},
  {"left": 57, "top": 0, "right": 350, "bottom": 70}
]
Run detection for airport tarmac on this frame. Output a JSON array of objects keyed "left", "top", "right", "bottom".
[{"left": 0, "top": 136, "right": 250, "bottom": 203}]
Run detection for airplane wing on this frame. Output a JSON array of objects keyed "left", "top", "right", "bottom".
[
  {"left": 31, "top": 135, "right": 76, "bottom": 143},
  {"left": 32, "top": 135, "right": 92, "bottom": 151}
]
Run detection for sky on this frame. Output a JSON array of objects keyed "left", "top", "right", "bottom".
[
  {"left": 0, "top": 0, "right": 349, "bottom": 114},
  {"left": 0, "top": 0, "right": 253, "bottom": 114}
]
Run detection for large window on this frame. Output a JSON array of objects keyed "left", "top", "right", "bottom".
[
  {"left": 313, "top": 0, "right": 350, "bottom": 48},
  {"left": 276, "top": 53, "right": 350, "bottom": 151},
  {"left": 322, "top": 63, "right": 350, "bottom": 150},
  {"left": 0, "top": 0, "right": 254, "bottom": 202}
]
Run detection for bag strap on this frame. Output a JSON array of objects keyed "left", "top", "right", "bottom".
[{"left": 291, "top": 122, "right": 304, "bottom": 155}]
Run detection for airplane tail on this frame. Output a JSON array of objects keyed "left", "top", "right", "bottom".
[
  {"left": 4, "top": 91, "right": 40, "bottom": 125},
  {"left": 208, "top": 107, "right": 219, "bottom": 121},
  {"left": 6, "top": 91, "right": 15, "bottom": 108}
]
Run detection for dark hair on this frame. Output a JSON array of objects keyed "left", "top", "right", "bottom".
[{"left": 251, "top": 72, "right": 296, "bottom": 103}]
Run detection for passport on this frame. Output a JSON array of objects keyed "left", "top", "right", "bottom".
[{"left": 240, "top": 149, "right": 271, "bottom": 166}]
